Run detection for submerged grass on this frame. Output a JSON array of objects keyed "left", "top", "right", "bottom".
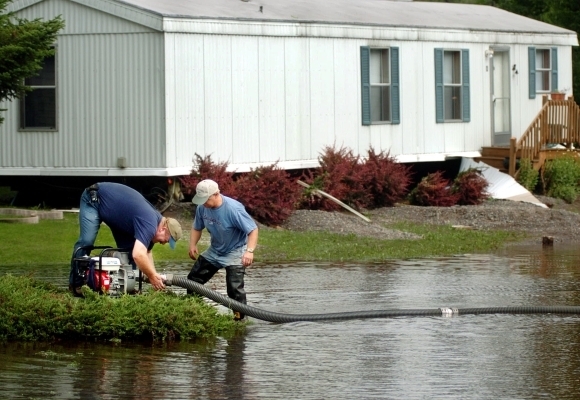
[{"left": 0, "top": 274, "right": 243, "bottom": 342}]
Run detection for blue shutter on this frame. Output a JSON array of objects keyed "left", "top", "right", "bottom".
[
  {"left": 462, "top": 49, "right": 470, "bottom": 122},
  {"left": 390, "top": 47, "right": 400, "bottom": 124},
  {"left": 551, "top": 47, "right": 558, "bottom": 92},
  {"left": 361, "top": 46, "right": 371, "bottom": 125},
  {"left": 528, "top": 47, "right": 536, "bottom": 99},
  {"left": 434, "top": 48, "right": 444, "bottom": 123}
]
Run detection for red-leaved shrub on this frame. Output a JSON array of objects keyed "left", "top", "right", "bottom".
[
  {"left": 409, "top": 171, "right": 459, "bottom": 207},
  {"left": 178, "top": 153, "right": 236, "bottom": 198},
  {"left": 361, "top": 147, "right": 413, "bottom": 207},
  {"left": 232, "top": 163, "right": 301, "bottom": 226},
  {"left": 452, "top": 168, "right": 490, "bottom": 205},
  {"left": 298, "top": 144, "right": 371, "bottom": 211}
]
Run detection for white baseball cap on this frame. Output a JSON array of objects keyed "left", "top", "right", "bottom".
[{"left": 192, "top": 179, "right": 219, "bottom": 205}]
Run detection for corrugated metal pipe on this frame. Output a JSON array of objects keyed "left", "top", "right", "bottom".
[{"left": 166, "top": 275, "right": 580, "bottom": 323}]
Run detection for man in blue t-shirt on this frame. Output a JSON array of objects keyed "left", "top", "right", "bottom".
[
  {"left": 70, "top": 182, "right": 183, "bottom": 295},
  {"left": 187, "top": 179, "right": 259, "bottom": 321}
]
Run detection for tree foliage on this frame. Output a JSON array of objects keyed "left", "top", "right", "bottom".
[{"left": 0, "top": 0, "right": 64, "bottom": 123}]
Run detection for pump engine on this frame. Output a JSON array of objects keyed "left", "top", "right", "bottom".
[{"left": 72, "top": 247, "right": 137, "bottom": 296}]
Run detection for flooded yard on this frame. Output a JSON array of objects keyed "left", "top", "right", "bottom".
[{"left": 2, "top": 243, "right": 580, "bottom": 399}]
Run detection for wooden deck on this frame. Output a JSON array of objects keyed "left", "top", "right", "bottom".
[{"left": 477, "top": 96, "right": 580, "bottom": 177}]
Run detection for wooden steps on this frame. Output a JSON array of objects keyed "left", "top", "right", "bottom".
[
  {"left": 477, "top": 146, "right": 575, "bottom": 174},
  {"left": 474, "top": 146, "right": 511, "bottom": 172}
]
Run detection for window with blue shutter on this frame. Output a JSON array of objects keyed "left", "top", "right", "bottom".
[
  {"left": 361, "top": 47, "right": 371, "bottom": 125},
  {"left": 528, "top": 47, "right": 536, "bottom": 99},
  {"left": 462, "top": 49, "right": 470, "bottom": 122},
  {"left": 360, "top": 46, "right": 399, "bottom": 125},
  {"left": 434, "top": 48, "right": 444, "bottom": 123},
  {"left": 390, "top": 47, "right": 400, "bottom": 124},
  {"left": 434, "top": 48, "right": 469, "bottom": 123},
  {"left": 529, "top": 46, "right": 558, "bottom": 97}
]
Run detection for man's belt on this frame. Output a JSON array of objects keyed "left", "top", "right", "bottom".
[{"left": 87, "top": 183, "right": 99, "bottom": 203}]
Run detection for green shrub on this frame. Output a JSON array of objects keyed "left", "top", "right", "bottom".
[
  {"left": 0, "top": 187, "right": 17, "bottom": 205},
  {"left": 516, "top": 158, "right": 539, "bottom": 192},
  {"left": 541, "top": 155, "right": 580, "bottom": 203},
  {"left": 0, "top": 275, "right": 241, "bottom": 342}
]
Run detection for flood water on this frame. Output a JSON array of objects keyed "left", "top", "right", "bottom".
[{"left": 2, "top": 243, "right": 580, "bottom": 399}]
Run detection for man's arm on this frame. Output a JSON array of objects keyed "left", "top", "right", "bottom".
[
  {"left": 247, "top": 228, "right": 258, "bottom": 250},
  {"left": 132, "top": 239, "right": 165, "bottom": 290},
  {"left": 189, "top": 228, "right": 203, "bottom": 260}
]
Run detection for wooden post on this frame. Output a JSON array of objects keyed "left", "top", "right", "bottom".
[
  {"left": 509, "top": 137, "right": 517, "bottom": 177},
  {"left": 568, "top": 96, "right": 574, "bottom": 148}
]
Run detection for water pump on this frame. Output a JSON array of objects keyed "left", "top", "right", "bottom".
[{"left": 72, "top": 247, "right": 137, "bottom": 296}]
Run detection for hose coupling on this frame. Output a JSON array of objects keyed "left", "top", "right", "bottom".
[{"left": 439, "top": 307, "right": 459, "bottom": 317}]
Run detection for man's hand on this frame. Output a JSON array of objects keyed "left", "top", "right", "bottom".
[
  {"left": 242, "top": 251, "right": 254, "bottom": 266},
  {"left": 189, "top": 244, "right": 199, "bottom": 260},
  {"left": 189, "top": 229, "right": 203, "bottom": 260},
  {"left": 147, "top": 273, "right": 166, "bottom": 290}
]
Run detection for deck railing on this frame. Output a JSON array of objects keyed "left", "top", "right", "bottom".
[{"left": 509, "top": 96, "right": 580, "bottom": 176}]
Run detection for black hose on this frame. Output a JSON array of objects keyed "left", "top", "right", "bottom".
[{"left": 167, "top": 275, "right": 580, "bottom": 323}]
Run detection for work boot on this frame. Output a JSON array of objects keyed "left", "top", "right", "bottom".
[{"left": 233, "top": 311, "right": 245, "bottom": 321}]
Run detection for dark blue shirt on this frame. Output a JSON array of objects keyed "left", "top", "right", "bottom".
[{"left": 96, "top": 182, "right": 161, "bottom": 250}]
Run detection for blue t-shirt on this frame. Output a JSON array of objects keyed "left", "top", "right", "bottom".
[
  {"left": 96, "top": 182, "right": 162, "bottom": 250},
  {"left": 193, "top": 195, "right": 257, "bottom": 255}
]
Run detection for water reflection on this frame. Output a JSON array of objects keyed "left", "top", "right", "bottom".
[{"left": 2, "top": 243, "right": 580, "bottom": 399}]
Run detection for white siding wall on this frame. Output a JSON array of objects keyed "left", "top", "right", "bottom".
[
  {"left": 167, "top": 32, "right": 574, "bottom": 171},
  {"left": 258, "top": 37, "right": 286, "bottom": 165},
  {"left": 284, "top": 39, "right": 311, "bottom": 161}
]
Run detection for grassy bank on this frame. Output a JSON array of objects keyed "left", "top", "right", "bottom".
[
  {"left": 0, "top": 212, "right": 525, "bottom": 267},
  {"left": 0, "top": 274, "right": 243, "bottom": 342}
]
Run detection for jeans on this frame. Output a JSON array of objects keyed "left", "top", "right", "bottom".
[{"left": 69, "top": 189, "right": 102, "bottom": 287}]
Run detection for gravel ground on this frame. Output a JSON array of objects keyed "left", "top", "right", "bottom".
[
  {"left": 166, "top": 195, "right": 580, "bottom": 245},
  {"left": 280, "top": 195, "right": 580, "bottom": 244}
]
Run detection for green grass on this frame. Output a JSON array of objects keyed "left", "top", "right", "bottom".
[
  {"left": 0, "top": 212, "right": 525, "bottom": 266},
  {"left": 257, "top": 223, "right": 524, "bottom": 263},
  {"left": 0, "top": 274, "right": 243, "bottom": 342}
]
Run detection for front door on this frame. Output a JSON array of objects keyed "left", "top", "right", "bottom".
[{"left": 491, "top": 49, "right": 511, "bottom": 146}]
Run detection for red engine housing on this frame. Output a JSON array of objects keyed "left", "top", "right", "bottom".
[{"left": 87, "top": 268, "right": 111, "bottom": 292}]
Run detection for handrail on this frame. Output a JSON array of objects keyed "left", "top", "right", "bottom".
[{"left": 509, "top": 95, "right": 580, "bottom": 176}]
